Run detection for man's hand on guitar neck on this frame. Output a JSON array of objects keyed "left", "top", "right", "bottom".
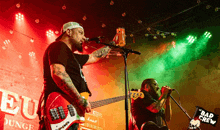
[
  {"left": 78, "top": 98, "right": 92, "bottom": 113},
  {"left": 79, "top": 92, "right": 91, "bottom": 113}
]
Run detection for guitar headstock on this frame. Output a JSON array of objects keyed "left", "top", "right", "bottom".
[{"left": 129, "top": 91, "right": 144, "bottom": 100}]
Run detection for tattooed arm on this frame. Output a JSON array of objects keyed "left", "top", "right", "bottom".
[
  {"left": 146, "top": 86, "right": 171, "bottom": 113},
  {"left": 50, "top": 63, "right": 91, "bottom": 112},
  {"left": 85, "top": 46, "right": 111, "bottom": 65},
  {"left": 146, "top": 94, "right": 168, "bottom": 113}
]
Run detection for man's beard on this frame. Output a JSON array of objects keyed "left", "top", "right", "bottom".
[
  {"left": 149, "top": 88, "right": 160, "bottom": 100},
  {"left": 76, "top": 44, "right": 83, "bottom": 52},
  {"left": 71, "top": 39, "right": 83, "bottom": 52}
]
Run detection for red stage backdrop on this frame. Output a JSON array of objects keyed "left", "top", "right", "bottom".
[{"left": 0, "top": 16, "right": 44, "bottom": 130}]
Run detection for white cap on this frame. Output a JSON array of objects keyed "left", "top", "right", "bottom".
[
  {"left": 61, "top": 22, "right": 84, "bottom": 33},
  {"left": 56, "top": 22, "right": 83, "bottom": 41}
]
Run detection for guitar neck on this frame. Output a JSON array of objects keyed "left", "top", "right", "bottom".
[{"left": 90, "top": 95, "right": 125, "bottom": 109}]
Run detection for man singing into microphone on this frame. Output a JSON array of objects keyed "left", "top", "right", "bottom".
[
  {"left": 38, "top": 21, "right": 113, "bottom": 130},
  {"left": 129, "top": 78, "right": 172, "bottom": 130}
]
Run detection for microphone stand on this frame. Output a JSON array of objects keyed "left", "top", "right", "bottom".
[
  {"left": 99, "top": 42, "right": 141, "bottom": 130},
  {"left": 94, "top": 40, "right": 200, "bottom": 130},
  {"left": 170, "top": 95, "right": 201, "bottom": 130}
]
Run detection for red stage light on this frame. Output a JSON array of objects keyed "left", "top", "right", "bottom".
[
  {"left": 62, "top": 5, "right": 66, "bottom": 10},
  {"left": 9, "top": 30, "right": 13, "bottom": 34},
  {"left": 35, "top": 19, "right": 39, "bottom": 23},
  {"left": 46, "top": 30, "right": 54, "bottom": 37},
  {"left": 30, "top": 38, "right": 34, "bottom": 43},
  {"left": 46, "top": 30, "right": 56, "bottom": 43},
  {"left": 15, "top": 13, "right": 24, "bottom": 21},
  {"left": 18, "top": 55, "right": 22, "bottom": 59},
  {"left": 16, "top": 3, "right": 21, "bottom": 8},
  {"left": 3, "top": 40, "right": 10, "bottom": 46},
  {"left": 122, "top": 12, "right": 126, "bottom": 17},
  {"left": 138, "top": 20, "right": 142, "bottom": 24},
  {"left": 2, "top": 46, "right": 6, "bottom": 50},
  {"left": 55, "top": 31, "right": 59, "bottom": 35},
  {"left": 110, "top": 0, "right": 114, "bottom": 5},
  {"left": 3, "top": 40, "right": 10, "bottom": 50},
  {"left": 29, "top": 51, "right": 35, "bottom": 57},
  {"left": 102, "top": 23, "right": 106, "bottom": 28},
  {"left": 83, "top": 15, "right": 87, "bottom": 21}
]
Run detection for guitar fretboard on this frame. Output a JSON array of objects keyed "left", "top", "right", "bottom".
[{"left": 90, "top": 95, "right": 125, "bottom": 109}]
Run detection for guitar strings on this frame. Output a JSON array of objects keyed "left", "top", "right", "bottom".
[{"left": 52, "top": 93, "right": 140, "bottom": 112}]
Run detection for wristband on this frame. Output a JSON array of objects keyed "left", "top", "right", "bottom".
[{"left": 82, "top": 98, "right": 88, "bottom": 108}]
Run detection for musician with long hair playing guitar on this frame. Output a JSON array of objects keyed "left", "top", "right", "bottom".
[
  {"left": 37, "top": 21, "right": 113, "bottom": 130},
  {"left": 129, "top": 78, "right": 172, "bottom": 130}
]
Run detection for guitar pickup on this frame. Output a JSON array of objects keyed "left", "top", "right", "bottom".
[
  {"left": 58, "top": 106, "right": 66, "bottom": 119},
  {"left": 67, "top": 104, "right": 75, "bottom": 117},
  {"left": 49, "top": 108, "right": 59, "bottom": 120}
]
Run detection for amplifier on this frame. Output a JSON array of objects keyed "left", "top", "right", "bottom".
[{"left": 79, "top": 112, "right": 105, "bottom": 130}]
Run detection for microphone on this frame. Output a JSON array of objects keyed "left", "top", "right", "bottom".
[
  {"left": 160, "top": 88, "right": 175, "bottom": 96},
  {"left": 160, "top": 87, "right": 175, "bottom": 94},
  {"left": 170, "top": 89, "right": 175, "bottom": 91},
  {"left": 85, "top": 36, "right": 104, "bottom": 42},
  {"left": 161, "top": 86, "right": 175, "bottom": 91}
]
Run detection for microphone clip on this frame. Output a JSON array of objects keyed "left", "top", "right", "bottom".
[{"left": 85, "top": 36, "right": 104, "bottom": 43}]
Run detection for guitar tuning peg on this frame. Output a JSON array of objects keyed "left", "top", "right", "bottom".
[{"left": 131, "top": 88, "right": 138, "bottom": 91}]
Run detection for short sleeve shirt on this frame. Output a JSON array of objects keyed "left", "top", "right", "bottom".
[{"left": 43, "top": 41, "right": 91, "bottom": 98}]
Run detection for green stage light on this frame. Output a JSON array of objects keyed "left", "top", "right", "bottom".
[
  {"left": 186, "top": 35, "right": 197, "bottom": 45},
  {"left": 204, "top": 31, "right": 212, "bottom": 38}
]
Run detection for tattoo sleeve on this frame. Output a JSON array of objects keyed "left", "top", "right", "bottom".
[
  {"left": 147, "top": 94, "right": 168, "bottom": 113},
  {"left": 92, "top": 46, "right": 111, "bottom": 58},
  {"left": 51, "top": 64, "right": 87, "bottom": 107},
  {"left": 152, "top": 97, "right": 167, "bottom": 111}
]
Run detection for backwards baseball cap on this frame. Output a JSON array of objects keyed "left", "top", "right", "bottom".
[{"left": 56, "top": 22, "right": 84, "bottom": 41}]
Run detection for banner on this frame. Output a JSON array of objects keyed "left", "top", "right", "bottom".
[{"left": 188, "top": 106, "right": 219, "bottom": 129}]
